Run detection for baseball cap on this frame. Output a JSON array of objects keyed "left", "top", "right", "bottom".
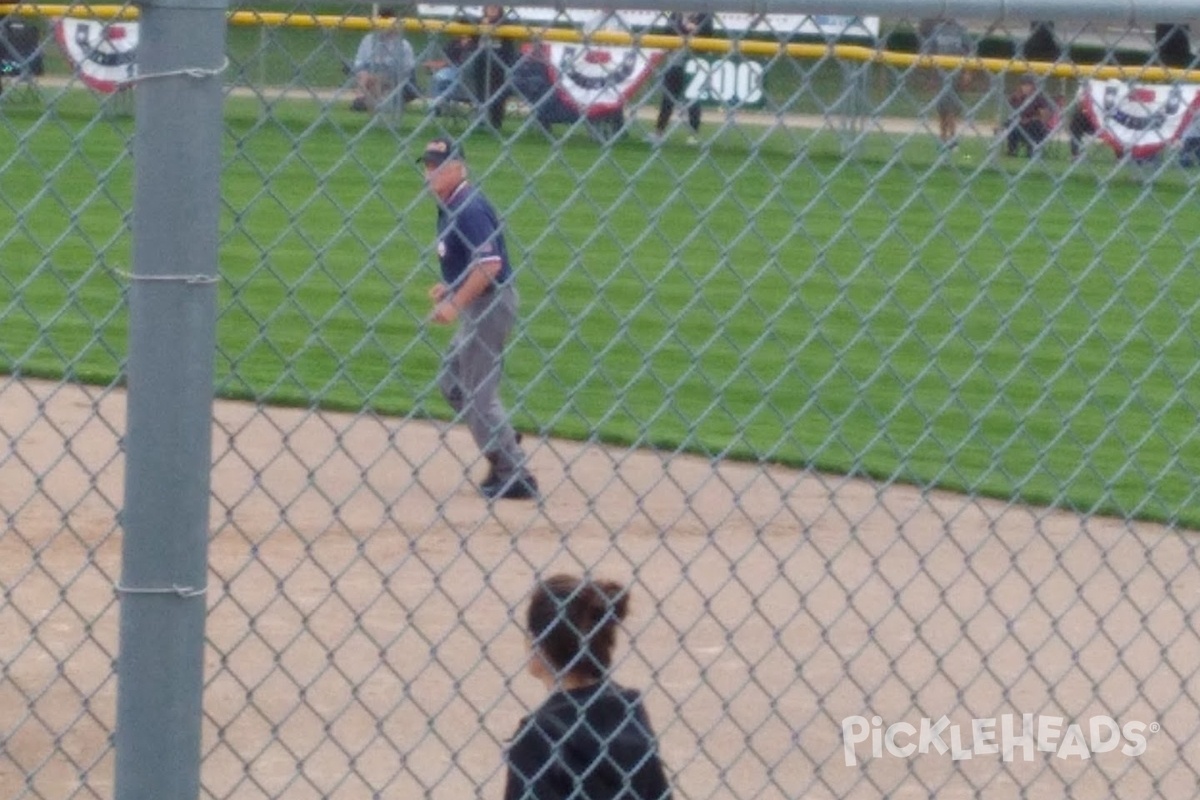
[{"left": 418, "top": 136, "right": 464, "bottom": 166}]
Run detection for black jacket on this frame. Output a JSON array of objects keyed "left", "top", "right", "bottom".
[{"left": 503, "top": 683, "right": 672, "bottom": 800}]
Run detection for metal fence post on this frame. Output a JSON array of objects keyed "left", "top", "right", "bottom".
[{"left": 113, "top": 0, "right": 227, "bottom": 797}]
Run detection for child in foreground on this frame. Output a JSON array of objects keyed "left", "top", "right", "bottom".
[{"left": 504, "top": 574, "right": 672, "bottom": 800}]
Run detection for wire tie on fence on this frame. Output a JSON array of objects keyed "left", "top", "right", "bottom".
[
  {"left": 132, "top": 56, "right": 230, "bottom": 84},
  {"left": 115, "top": 582, "right": 208, "bottom": 598},
  {"left": 113, "top": 269, "right": 219, "bottom": 285}
]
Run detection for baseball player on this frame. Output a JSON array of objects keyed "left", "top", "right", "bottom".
[{"left": 419, "top": 136, "right": 538, "bottom": 501}]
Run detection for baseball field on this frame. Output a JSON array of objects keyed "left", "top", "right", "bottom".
[
  {"left": 3, "top": 94, "right": 1199, "bottom": 525},
  {"left": 2, "top": 78, "right": 1199, "bottom": 799}
]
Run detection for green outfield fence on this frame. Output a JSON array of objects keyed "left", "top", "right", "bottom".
[{"left": 2, "top": 1, "right": 1200, "bottom": 798}]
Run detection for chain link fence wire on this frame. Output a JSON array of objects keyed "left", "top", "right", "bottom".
[{"left": 2, "top": 1, "right": 1200, "bottom": 797}]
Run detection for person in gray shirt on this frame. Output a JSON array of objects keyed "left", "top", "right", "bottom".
[
  {"left": 919, "top": 17, "right": 974, "bottom": 148},
  {"left": 351, "top": 7, "right": 415, "bottom": 113}
]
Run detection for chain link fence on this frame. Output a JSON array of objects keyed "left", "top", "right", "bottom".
[{"left": 2, "top": 1, "right": 1200, "bottom": 798}]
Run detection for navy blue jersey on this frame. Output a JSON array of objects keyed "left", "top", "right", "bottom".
[
  {"left": 503, "top": 683, "right": 672, "bottom": 800},
  {"left": 436, "top": 182, "right": 512, "bottom": 288}
]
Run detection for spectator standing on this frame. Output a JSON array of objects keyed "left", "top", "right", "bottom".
[
  {"left": 650, "top": 11, "right": 715, "bottom": 146},
  {"left": 478, "top": 5, "right": 518, "bottom": 131},
  {"left": 919, "top": 17, "right": 974, "bottom": 148},
  {"left": 350, "top": 7, "right": 415, "bottom": 113}
]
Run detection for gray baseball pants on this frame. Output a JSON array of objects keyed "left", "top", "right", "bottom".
[{"left": 437, "top": 283, "right": 525, "bottom": 480}]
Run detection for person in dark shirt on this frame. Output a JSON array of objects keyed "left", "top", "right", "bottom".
[
  {"left": 650, "top": 12, "right": 715, "bottom": 146},
  {"left": 1006, "top": 74, "right": 1056, "bottom": 157},
  {"left": 418, "top": 136, "right": 537, "bottom": 501},
  {"left": 1067, "top": 101, "right": 1098, "bottom": 159},
  {"left": 478, "top": 4, "right": 519, "bottom": 131},
  {"left": 504, "top": 575, "right": 672, "bottom": 800},
  {"left": 425, "top": 20, "right": 479, "bottom": 105}
]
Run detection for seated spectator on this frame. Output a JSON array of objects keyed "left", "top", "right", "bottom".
[
  {"left": 0, "top": 16, "right": 44, "bottom": 96},
  {"left": 350, "top": 7, "right": 415, "bottom": 113},
  {"left": 423, "top": 19, "right": 479, "bottom": 106},
  {"left": 1005, "top": 74, "right": 1055, "bottom": 157}
]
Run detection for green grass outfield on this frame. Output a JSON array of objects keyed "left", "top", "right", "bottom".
[{"left": 2, "top": 93, "right": 1199, "bottom": 527}]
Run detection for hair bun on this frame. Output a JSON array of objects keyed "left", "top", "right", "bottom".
[
  {"left": 526, "top": 574, "right": 630, "bottom": 678},
  {"left": 593, "top": 579, "right": 630, "bottom": 623}
]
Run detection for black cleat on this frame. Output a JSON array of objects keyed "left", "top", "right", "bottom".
[{"left": 481, "top": 472, "right": 539, "bottom": 501}]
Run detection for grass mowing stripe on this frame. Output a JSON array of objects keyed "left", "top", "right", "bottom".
[{"left": 2, "top": 98, "right": 1199, "bottom": 525}]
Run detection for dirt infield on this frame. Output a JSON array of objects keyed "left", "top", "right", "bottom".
[{"left": 1, "top": 377, "right": 1196, "bottom": 799}]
